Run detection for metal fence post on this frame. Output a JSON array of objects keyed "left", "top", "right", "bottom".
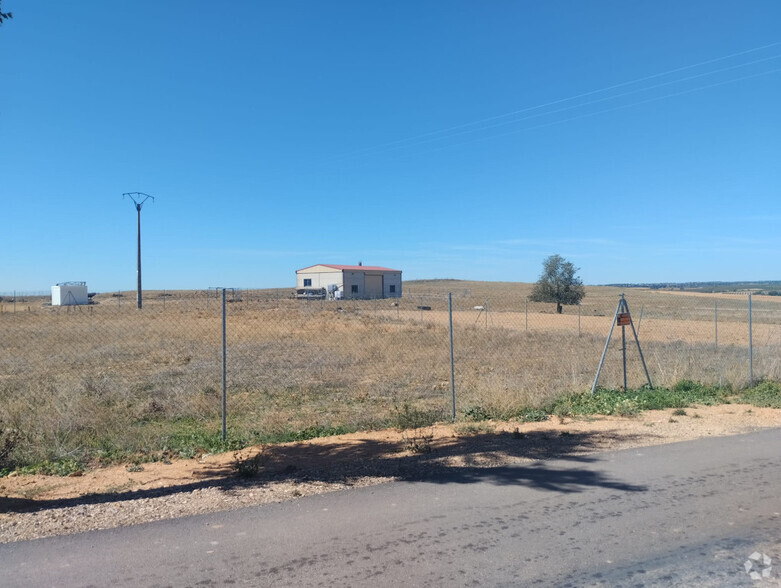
[
  {"left": 221, "top": 288, "right": 227, "bottom": 441},
  {"left": 448, "top": 293, "right": 456, "bottom": 422},
  {"left": 714, "top": 300, "right": 718, "bottom": 347},
  {"left": 578, "top": 301, "right": 581, "bottom": 337},
  {"left": 748, "top": 293, "right": 753, "bottom": 386}
]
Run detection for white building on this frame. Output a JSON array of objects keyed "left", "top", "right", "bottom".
[
  {"left": 51, "top": 281, "right": 88, "bottom": 306},
  {"left": 296, "top": 264, "right": 402, "bottom": 299}
]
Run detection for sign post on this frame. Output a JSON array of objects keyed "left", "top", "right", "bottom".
[{"left": 591, "top": 294, "right": 652, "bottom": 393}]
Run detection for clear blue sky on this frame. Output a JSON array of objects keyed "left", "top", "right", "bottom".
[{"left": 2, "top": 1, "right": 780, "bottom": 293}]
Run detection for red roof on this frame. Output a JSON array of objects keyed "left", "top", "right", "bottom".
[{"left": 298, "top": 264, "right": 401, "bottom": 273}]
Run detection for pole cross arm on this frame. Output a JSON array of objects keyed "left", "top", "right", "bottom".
[{"left": 123, "top": 192, "right": 155, "bottom": 210}]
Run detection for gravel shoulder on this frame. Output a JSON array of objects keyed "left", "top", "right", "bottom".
[{"left": 2, "top": 403, "right": 780, "bottom": 544}]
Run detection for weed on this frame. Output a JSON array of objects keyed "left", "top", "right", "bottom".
[
  {"left": 392, "top": 403, "right": 441, "bottom": 430},
  {"left": 549, "top": 381, "right": 735, "bottom": 418},
  {"left": 517, "top": 409, "right": 548, "bottom": 423},
  {"left": 20, "top": 484, "right": 59, "bottom": 500},
  {"left": 232, "top": 449, "right": 266, "bottom": 478},
  {"left": 672, "top": 408, "right": 687, "bottom": 416},
  {"left": 125, "top": 464, "right": 145, "bottom": 472},
  {"left": 401, "top": 430, "right": 433, "bottom": 453},
  {"left": 162, "top": 422, "right": 250, "bottom": 458},
  {"left": 615, "top": 399, "right": 641, "bottom": 417},
  {"left": 668, "top": 418, "right": 678, "bottom": 423},
  {"left": 0, "top": 422, "right": 21, "bottom": 471},
  {"left": 16, "top": 459, "right": 83, "bottom": 477},
  {"left": 104, "top": 482, "right": 133, "bottom": 494},
  {"left": 454, "top": 422, "right": 494, "bottom": 436},
  {"left": 463, "top": 405, "right": 491, "bottom": 422},
  {"left": 737, "top": 380, "right": 781, "bottom": 408},
  {"left": 286, "top": 425, "right": 352, "bottom": 442}
]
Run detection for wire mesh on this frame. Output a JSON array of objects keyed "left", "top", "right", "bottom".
[{"left": 1, "top": 286, "right": 779, "bottom": 467}]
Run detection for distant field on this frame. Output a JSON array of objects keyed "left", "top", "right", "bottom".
[{"left": 1, "top": 281, "right": 779, "bottom": 467}]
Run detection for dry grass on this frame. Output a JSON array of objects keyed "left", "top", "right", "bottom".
[{"left": 1, "top": 282, "right": 779, "bottom": 467}]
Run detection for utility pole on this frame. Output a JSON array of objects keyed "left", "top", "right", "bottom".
[{"left": 123, "top": 192, "right": 155, "bottom": 309}]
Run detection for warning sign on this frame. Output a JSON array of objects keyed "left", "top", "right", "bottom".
[{"left": 617, "top": 313, "right": 631, "bottom": 326}]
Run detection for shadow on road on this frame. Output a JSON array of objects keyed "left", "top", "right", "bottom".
[{"left": 0, "top": 428, "right": 648, "bottom": 513}]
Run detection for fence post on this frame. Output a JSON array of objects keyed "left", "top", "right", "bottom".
[
  {"left": 578, "top": 301, "right": 581, "bottom": 337},
  {"left": 221, "top": 288, "right": 227, "bottom": 441},
  {"left": 748, "top": 293, "right": 753, "bottom": 386},
  {"left": 525, "top": 298, "right": 528, "bottom": 331},
  {"left": 448, "top": 293, "right": 456, "bottom": 422},
  {"left": 714, "top": 300, "right": 718, "bottom": 347}
]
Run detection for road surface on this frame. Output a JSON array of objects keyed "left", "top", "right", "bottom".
[{"left": 2, "top": 428, "right": 781, "bottom": 587}]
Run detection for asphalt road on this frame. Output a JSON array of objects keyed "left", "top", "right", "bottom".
[{"left": 2, "top": 428, "right": 781, "bottom": 587}]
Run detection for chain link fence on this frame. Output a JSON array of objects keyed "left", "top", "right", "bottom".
[{"left": 1, "top": 285, "right": 779, "bottom": 467}]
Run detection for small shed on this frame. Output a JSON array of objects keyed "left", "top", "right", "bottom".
[
  {"left": 51, "top": 282, "right": 88, "bottom": 306},
  {"left": 296, "top": 264, "right": 402, "bottom": 299}
]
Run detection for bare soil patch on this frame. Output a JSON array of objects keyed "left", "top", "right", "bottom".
[{"left": 2, "top": 404, "right": 780, "bottom": 544}]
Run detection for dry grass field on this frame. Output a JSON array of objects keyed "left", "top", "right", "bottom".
[{"left": 1, "top": 281, "right": 779, "bottom": 468}]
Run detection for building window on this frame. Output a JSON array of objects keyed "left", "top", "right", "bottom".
[
  {"left": 303, "top": 279, "right": 312, "bottom": 287},
  {"left": 389, "top": 285, "right": 396, "bottom": 293},
  {"left": 351, "top": 285, "right": 358, "bottom": 294}
]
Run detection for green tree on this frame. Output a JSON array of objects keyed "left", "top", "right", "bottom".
[
  {"left": 0, "top": 1, "right": 12, "bottom": 25},
  {"left": 530, "top": 254, "right": 585, "bottom": 314}
]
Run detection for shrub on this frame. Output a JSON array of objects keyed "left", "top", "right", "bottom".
[
  {"left": 391, "top": 403, "right": 441, "bottom": 430},
  {"left": 462, "top": 405, "right": 491, "bottom": 422},
  {"left": 738, "top": 380, "right": 781, "bottom": 408},
  {"left": 0, "top": 421, "right": 21, "bottom": 472}
]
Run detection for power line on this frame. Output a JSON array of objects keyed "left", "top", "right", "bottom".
[
  {"left": 335, "top": 53, "right": 781, "bottom": 162},
  {"left": 325, "top": 41, "right": 781, "bottom": 163},
  {"left": 362, "top": 66, "right": 781, "bottom": 165}
]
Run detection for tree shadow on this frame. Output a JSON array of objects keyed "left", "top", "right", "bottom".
[{"left": 0, "top": 428, "right": 649, "bottom": 514}]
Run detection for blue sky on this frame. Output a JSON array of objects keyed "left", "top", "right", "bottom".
[{"left": 2, "top": 1, "right": 780, "bottom": 292}]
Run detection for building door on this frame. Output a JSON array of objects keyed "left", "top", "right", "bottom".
[{"left": 364, "top": 274, "right": 383, "bottom": 298}]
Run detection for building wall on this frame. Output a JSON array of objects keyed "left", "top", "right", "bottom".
[
  {"left": 341, "top": 271, "right": 402, "bottom": 299},
  {"left": 342, "top": 271, "right": 364, "bottom": 299},
  {"left": 382, "top": 272, "right": 402, "bottom": 298},
  {"left": 296, "top": 268, "right": 343, "bottom": 290}
]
